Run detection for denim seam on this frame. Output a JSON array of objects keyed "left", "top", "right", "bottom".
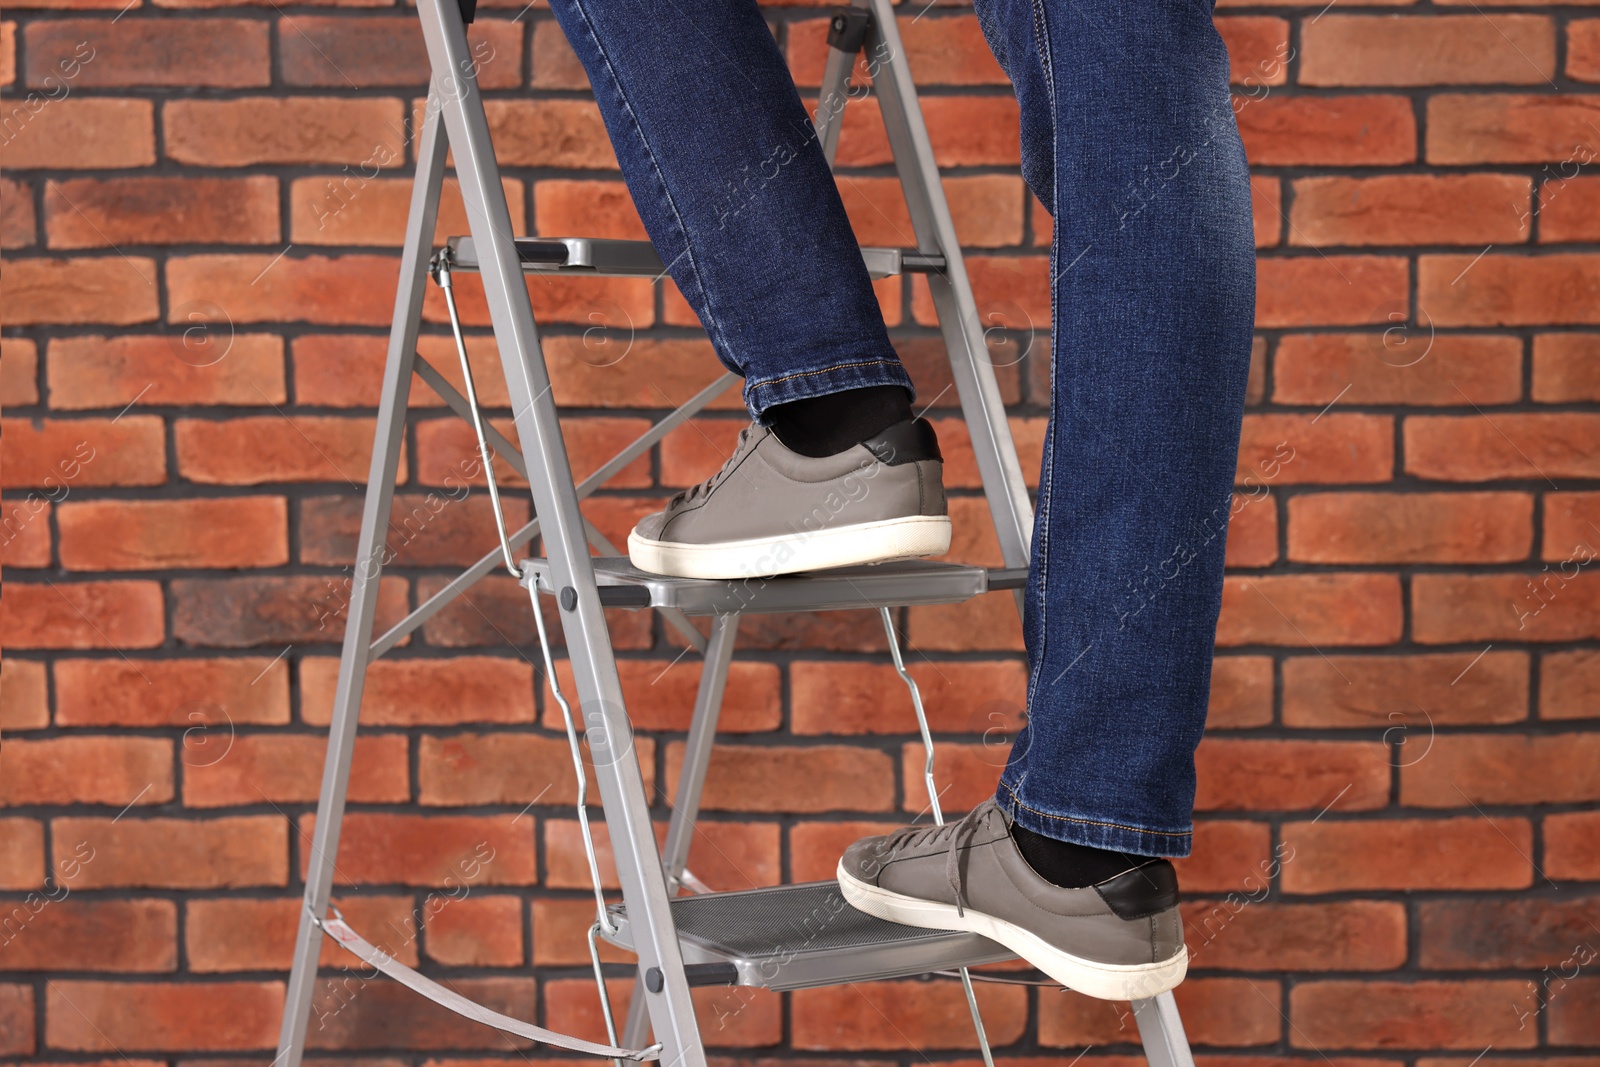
[
  {"left": 999, "top": 781, "right": 1194, "bottom": 840},
  {"left": 564, "top": 0, "right": 731, "bottom": 359},
  {"left": 746, "top": 357, "right": 906, "bottom": 397}
]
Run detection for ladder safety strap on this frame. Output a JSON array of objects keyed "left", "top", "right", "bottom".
[{"left": 315, "top": 913, "right": 661, "bottom": 1061}]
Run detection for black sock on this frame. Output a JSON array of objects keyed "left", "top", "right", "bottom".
[
  {"left": 1011, "top": 822, "right": 1144, "bottom": 889},
  {"left": 766, "top": 385, "right": 913, "bottom": 458}
]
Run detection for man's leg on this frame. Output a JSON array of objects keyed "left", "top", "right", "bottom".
[
  {"left": 838, "top": 0, "right": 1254, "bottom": 999},
  {"left": 547, "top": 0, "right": 952, "bottom": 578}
]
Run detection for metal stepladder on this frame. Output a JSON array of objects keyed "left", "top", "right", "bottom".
[{"left": 275, "top": 0, "right": 1200, "bottom": 1064}]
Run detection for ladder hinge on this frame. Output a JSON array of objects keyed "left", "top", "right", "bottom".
[{"left": 826, "top": 7, "right": 872, "bottom": 54}]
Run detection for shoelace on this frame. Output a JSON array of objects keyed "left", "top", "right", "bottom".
[
  {"left": 669, "top": 425, "right": 757, "bottom": 509},
  {"left": 877, "top": 801, "right": 996, "bottom": 918}
]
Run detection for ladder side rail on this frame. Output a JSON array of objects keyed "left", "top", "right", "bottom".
[
  {"left": 411, "top": 2, "right": 708, "bottom": 1063},
  {"left": 861, "top": 0, "right": 1034, "bottom": 576},
  {"left": 275, "top": 103, "right": 449, "bottom": 1067}
]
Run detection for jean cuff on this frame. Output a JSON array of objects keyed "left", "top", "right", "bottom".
[
  {"left": 996, "top": 780, "right": 1194, "bottom": 859},
  {"left": 745, "top": 354, "right": 914, "bottom": 420}
]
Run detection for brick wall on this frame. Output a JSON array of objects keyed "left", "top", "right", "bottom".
[{"left": 2, "top": 0, "right": 1599, "bottom": 1061}]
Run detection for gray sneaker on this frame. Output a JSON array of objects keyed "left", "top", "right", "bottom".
[
  {"left": 836, "top": 798, "right": 1187, "bottom": 1001},
  {"left": 627, "top": 418, "right": 951, "bottom": 579}
]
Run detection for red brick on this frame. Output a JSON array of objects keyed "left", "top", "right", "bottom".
[
  {"left": 44, "top": 175, "right": 279, "bottom": 248},
  {"left": 1549, "top": 979, "right": 1600, "bottom": 1045},
  {"left": 531, "top": 898, "right": 634, "bottom": 965},
  {"left": 790, "top": 659, "right": 1026, "bottom": 735},
  {"left": 1428, "top": 94, "right": 1600, "bottom": 164},
  {"left": 1208, "top": 656, "right": 1274, "bottom": 729},
  {"left": 1217, "top": 574, "right": 1403, "bottom": 647},
  {"left": 412, "top": 414, "right": 650, "bottom": 490},
  {"left": 290, "top": 334, "right": 390, "bottom": 407},
  {"left": 0, "top": 255, "right": 157, "bottom": 325},
  {"left": 1406, "top": 414, "right": 1600, "bottom": 480},
  {"left": 165, "top": 97, "right": 407, "bottom": 166},
  {"left": 175, "top": 416, "right": 400, "bottom": 485},
  {"left": 664, "top": 743, "right": 894, "bottom": 813},
  {"left": 1, "top": 336, "right": 38, "bottom": 403},
  {"left": 545, "top": 818, "right": 779, "bottom": 891},
  {"left": 1196, "top": 739, "right": 1388, "bottom": 812},
  {"left": 1300, "top": 15, "right": 1555, "bottom": 86},
  {"left": 168, "top": 253, "right": 400, "bottom": 327},
  {"left": 1540, "top": 176, "right": 1600, "bottom": 242},
  {"left": 912, "top": 254, "right": 1049, "bottom": 329},
  {"left": 544, "top": 976, "right": 779, "bottom": 1050},
  {"left": 898, "top": 740, "right": 1006, "bottom": 812},
  {"left": 47, "top": 334, "right": 286, "bottom": 408},
  {"left": 184, "top": 732, "right": 408, "bottom": 807},
  {"left": 1256, "top": 256, "right": 1409, "bottom": 328},
  {"left": 55, "top": 656, "right": 289, "bottom": 726},
  {"left": 538, "top": 334, "right": 744, "bottom": 410},
  {"left": 1, "top": 493, "right": 51, "bottom": 568},
  {"left": 1532, "top": 332, "right": 1600, "bottom": 401},
  {"left": 1183, "top": 900, "right": 1406, "bottom": 971},
  {"left": 1290, "top": 174, "right": 1531, "bottom": 246},
  {"left": 1414, "top": 572, "right": 1600, "bottom": 643},
  {"left": 1224, "top": 491, "right": 1279, "bottom": 568},
  {"left": 417, "top": 264, "right": 653, "bottom": 329},
  {"left": 0, "top": 736, "right": 172, "bottom": 807},
  {"left": 1, "top": 580, "right": 164, "bottom": 650},
  {"left": 297, "top": 491, "right": 532, "bottom": 569},
  {"left": 0, "top": 983, "right": 33, "bottom": 1055},
  {"left": 1419, "top": 253, "right": 1600, "bottom": 326},
  {"left": 909, "top": 589, "right": 1025, "bottom": 652},
  {"left": 414, "top": 573, "right": 650, "bottom": 651},
  {"left": 789, "top": 14, "right": 1006, "bottom": 87},
  {"left": 2, "top": 415, "right": 163, "bottom": 488},
  {"left": 1403, "top": 733, "right": 1600, "bottom": 806},
  {"left": 1, "top": 175, "right": 35, "bottom": 249},
  {"left": 792, "top": 980, "right": 1026, "bottom": 1050},
  {"left": 186, "top": 895, "right": 419, "bottom": 972},
  {"left": 46, "top": 980, "right": 282, "bottom": 1052},
  {"left": 307, "top": 976, "right": 534, "bottom": 1050},
  {"left": 59, "top": 497, "right": 288, "bottom": 570},
  {"left": 0, "top": 658, "right": 48, "bottom": 730},
  {"left": 423, "top": 894, "right": 523, "bottom": 966},
  {"left": 281, "top": 17, "right": 521, "bottom": 88},
  {"left": 1237, "top": 96, "right": 1416, "bottom": 167},
  {"left": 302, "top": 812, "right": 536, "bottom": 886},
  {"left": 418, "top": 731, "right": 654, "bottom": 807},
  {"left": 1547, "top": 811, "right": 1600, "bottom": 879},
  {"left": 25, "top": 19, "right": 270, "bottom": 88},
  {"left": 530, "top": 20, "right": 587, "bottom": 88},
  {"left": 0, "top": 898, "right": 175, "bottom": 971},
  {"left": 290, "top": 175, "right": 525, "bottom": 246},
  {"left": 1281, "top": 816, "right": 1533, "bottom": 892},
  {"left": 170, "top": 575, "right": 408, "bottom": 648},
  {"left": 1252, "top": 175, "right": 1282, "bottom": 247},
  {"left": 1572, "top": 18, "right": 1600, "bottom": 81},
  {"left": 1283, "top": 651, "right": 1529, "bottom": 727},
  {"left": 1418, "top": 896, "right": 1600, "bottom": 969},
  {"left": 300, "top": 655, "right": 533, "bottom": 725},
  {"left": 1542, "top": 649, "right": 1600, "bottom": 720},
  {"left": 2, "top": 98, "right": 154, "bottom": 169},
  {"left": 532, "top": 178, "right": 646, "bottom": 239},
  {"left": 55, "top": 815, "right": 287, "bottom": 889},
  {"left": 837, "top": 174, "right": 1025, "bottom": 248},
  {"left": 1289, "top": 980, "right": 1536, "bottom": 1050},
  {"left": 788, "top": 819, "right": 906, "bottom": 882},
  {"left": 547, "top": 657, "right": 778, "bottom": 734},
  {"left": 830, "top": 96, "right": 1021, "bottom": 169},
  {"left": 480, "top": 99, "right": 616, "bottom": 168},
  {"left": 0, "top": 817, "right": 45, "bottom": 889},
  {"left": 1040, "top": 977, "right": 1282, "bottom": 1047},
  {"left": 931, "top": 416, "right": 1045, "bottom": 490},
  {"left": 1220, "top": 17, "right": 1291, "bottom": 86},
  {"left": 1288, "top": 491, "right": 1532, "bottom": 563},
  {"left": 1273, "top": 333, "right": 1524, "bottom": 406}
]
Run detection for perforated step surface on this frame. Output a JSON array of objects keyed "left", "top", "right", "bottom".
[{"left": 601, "top": 882, "right": 1014, "bottom": 991}]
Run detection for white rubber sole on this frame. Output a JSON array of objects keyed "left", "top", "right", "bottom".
[
  {"left": 627, "top": 515, "right": 952, "bottom": 580},
  {"left": 837, "top": 864, "right": 1188, "bottom": 1002}
]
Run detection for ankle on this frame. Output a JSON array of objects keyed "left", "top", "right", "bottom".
[
  {"left": 1010, "top": 822, "right": 1145, "bottom": 889},
  {"left": 766, "top": 385, "right": 912, "bottom": 458}
]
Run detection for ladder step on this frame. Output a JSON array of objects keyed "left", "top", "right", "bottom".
[
  {"left": 599, "top": 882, "right": 1014, "bottom": 992},
  {"left": 523, "top": 557, "right": 1026, "bottom": 615},
  {"left": 443, "top": 236, "right": 947, "bottom": 280}
]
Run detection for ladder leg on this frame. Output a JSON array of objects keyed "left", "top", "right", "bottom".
[
  {"left": 862, "top": 0, "right": 1034, "bottom": 574},
  {"left": 274, "top": 105, "right": 447, "bottom": 1067},
  {"left": 412, "top": 4, "right": 706, "bottom": 1064},
  {"left": 621, "top": 612, "right": 740, "bottom": 1047},
  {"left": 1133, "top": 993, "right": 1198, "bottom": 1067}
]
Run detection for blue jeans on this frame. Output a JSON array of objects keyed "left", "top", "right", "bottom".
[{"left": 547, "top": 0, "right": 1255, "bottom": 857}]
